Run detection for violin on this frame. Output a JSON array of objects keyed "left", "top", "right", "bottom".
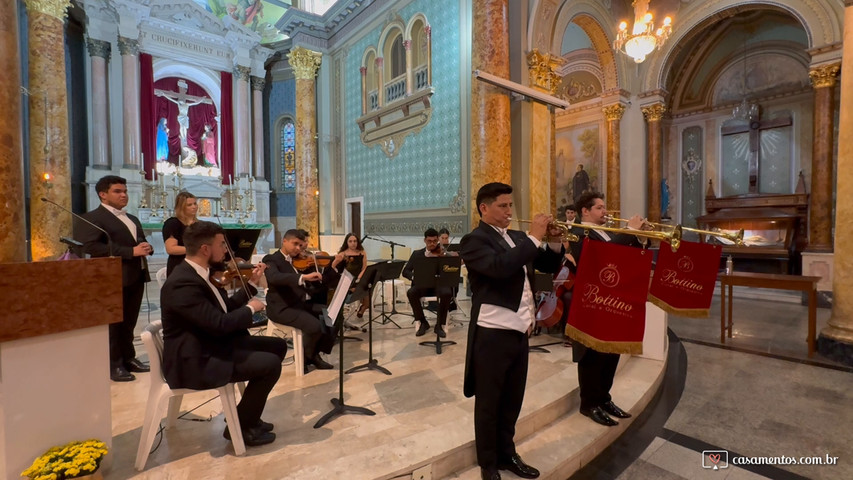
[
  {"left": 535, "top": 258, "right": 575, "bottom": 328},
  {"left": 210, "top": 257, "right": 256, "bottom": 288},
  {"left": 291, "top": 251, "right": 337, "bottom": 272}
]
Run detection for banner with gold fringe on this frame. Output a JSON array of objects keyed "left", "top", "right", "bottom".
[
  {"left": 648, "top": 240, "right": 722, "bottom": 318},
  {"left": 566, "top": 238, "right": 652, "bottom": 355}
]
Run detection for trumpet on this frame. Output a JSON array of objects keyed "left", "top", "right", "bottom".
[
  {"left": 514, "top": 219, "right": 580, "bottom": 243},
  {"left": 515, "top": 219, "right": 683, "bottom": 251},
  {"left": 605, "top": 215, "right": 744, "bottom": 246}
]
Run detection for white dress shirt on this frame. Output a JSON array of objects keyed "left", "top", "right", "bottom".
[
  {"left": 582, "top": 221, "right": 612, "bottom": 241},
  {"left": 102, "top": 203, "right": 137, "bottom": 238},
  {"left": 476, "top": 225, "right": 542, "bottom": 333},
  {"left": 185, "top": 259, "right": 257, "bottom": 314}
]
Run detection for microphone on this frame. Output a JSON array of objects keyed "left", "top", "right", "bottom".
[{"left": 41, "top": 197, "right": 114, "bottom": 257}]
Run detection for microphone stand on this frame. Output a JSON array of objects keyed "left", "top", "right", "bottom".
[
  {"left": 41, "top": 197, "right": 114, "bottom": 257},
  {"left": 363, "top": 235, "right": 413, "bottom": 322}
]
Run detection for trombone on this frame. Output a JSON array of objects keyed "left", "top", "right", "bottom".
[
  {"left": 515, "top": 219, "right": 683, "bottom": 252},
  {"left": 605, "top": 215, "right": 744, "bottom": 246}
]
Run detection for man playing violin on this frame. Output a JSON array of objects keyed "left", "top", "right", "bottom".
[
  {"left": 161, "top": 221, "right": 286, "bottom": 447},
  {"left": 264, "top": 229, "right": 347, "bottom": 373},
  {"left": 403, "top": 228, "right": 455, "bottom": 338}
]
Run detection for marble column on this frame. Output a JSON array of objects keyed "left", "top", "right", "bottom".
[
  {"left": 819, "top": 1, "right": 853, "bottom": 364},
  {"left": 251, "top": 76, "right": 265, "bottom": 179},
  {"left": 87, "top": 38, "right": 111, "bottom": 170},
  {"left": 526, "top": 49, "right": 563, "bottom": 216},
  {"left": 425, "top": 25, "right": 432, "bottom": 86},
  {"left": 26, "top": 0, "right": 72, "bottom": 261},
  {"left": 471, "top": 0, "right": 511, "bottom": 220},
  {"left": 360, "top": 66, "right": 367, "bottom": 114},
  {"left": 807, "top": 63, "right": 840, "bottom": 252},
  {"left": 234, "top": 65, "right": 251, "bottom": 177},
  {"left": 0, "top": 0, "right": 26, "bottom": 262},
  {"left": 118, "top": 36, "right": 140, "bottom": 169},
  {"left": 642, "top": 103, "right": 666, "bottom": 223},
  {"left": 287, "top": 47, "right": 322, "bottom": 247},
  {"left": 404, "top": 39, "right": 413, "bottom": 96},
  {"left": 603, "top": 103, "right": 627, "bottom": 211}
]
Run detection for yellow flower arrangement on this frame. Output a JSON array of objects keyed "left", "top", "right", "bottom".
[{"left": 21, "top": 439, "right": 108, "bottom": 480}]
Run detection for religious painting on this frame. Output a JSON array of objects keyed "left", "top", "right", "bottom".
[
  {"left": 199, "top": 0, "right": 288, "bottom": 43},
  {"left": 555, "top": 71, "right": 601, "bottom": 104},
  {"left": 555, "top": 124, "right": 601, "bottom": 220}
]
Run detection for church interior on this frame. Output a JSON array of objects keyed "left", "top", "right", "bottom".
[{"left": 1, "top": 0, "right": 852, "bottom": 479}]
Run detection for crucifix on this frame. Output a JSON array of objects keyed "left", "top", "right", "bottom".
[
  {"left": 721, "top": 113, "right": 792, "bottom": 193},
  {"left": 154, "top": 79, "right": 212, "bottom": 146}
]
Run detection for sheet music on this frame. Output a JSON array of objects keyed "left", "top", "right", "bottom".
[{"left": 326, "top": 270, "right": 354, "bottom": 323}]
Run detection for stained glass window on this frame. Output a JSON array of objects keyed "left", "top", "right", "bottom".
[{"left": 281, "top": 120, "right": 296, "bottom": 192}]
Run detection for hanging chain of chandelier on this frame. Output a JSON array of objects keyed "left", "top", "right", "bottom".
[{"left": 612, "top": 0, "right": 673, "bottom": 64}]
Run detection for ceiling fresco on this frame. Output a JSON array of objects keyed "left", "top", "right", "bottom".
[{"left": 193, "top": 0, "right": 292, "bottom": 43}]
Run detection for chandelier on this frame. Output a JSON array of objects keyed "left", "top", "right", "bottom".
[
  {"left": 613, "top": 0, "right": 672, "bottom": 64},
  {"left": 731, "top": 35, "right": 759, "bottom": 121}
]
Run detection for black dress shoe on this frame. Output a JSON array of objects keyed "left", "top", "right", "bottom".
[
  {"left": 110, "top": 366, "right": 135, "bottom": 382},
  {"left": 415, "top": 322, "right": 430, "bottom": 336},
  {"left": 480, "top": 468, "right": 501, "bottom": 480},
  {"left": 125, "top": 358, "right": 150, "bottom": 373},
  {"left": 257, "top": 419, "right": 274, "bottom": 432},
  {"left": 434, "top": 325, "right": 446, "bottom": 338},
  {"left": 601, "top": 401, "right": 632, "bottom": 418},
  {"left": 223, "top": 424, "right": 276, "bottom": 446},
  {"left": 498, "top": 453, "right": 540, "bottom": 479},
  {"left": 311, "top": 355, "right": 334, "bottom": 370},
  {"left": 580, "top": 406, "right": 618, "bottom": 426}
]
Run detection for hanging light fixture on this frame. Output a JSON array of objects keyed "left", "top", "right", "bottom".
[
  {"left": 732, "top": 34, "right": 759, "bottom": 121},
  {"left": 613, "top": 0, "right": 673, "bottom": 64}
]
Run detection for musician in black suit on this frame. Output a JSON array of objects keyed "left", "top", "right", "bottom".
[
  {"left": 79, "top": 175, "right": 153, "bottom": 382},
  {"left": 264, "top": 229, "right": 346, "bottom": 373},
  {"left": 461, "top": 182, "right": 564, "bottom": 480},
  {"left": 402, "top": 228, "right": 454, "bottom": 338},
  {"left": 567, "top": 191, "right": 643, "bottom": 427},
  {"left": 161, "top": 221, "right": 286, "bottom": 447}
]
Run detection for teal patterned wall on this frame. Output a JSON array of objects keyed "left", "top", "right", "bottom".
[
  {"left": 344, "top": 0, "right": 462, "bottom": 215},
  {"left": 680, "top": 126, "right": 703, "bottom": 228}
]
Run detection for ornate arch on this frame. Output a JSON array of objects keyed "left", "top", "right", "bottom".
[
  {"left": 405, "top": 13, "right": 429, "bottom": 41},
  {"left": 152, "top": 59, "right": 221, "bottom": 112},
  {"left": 642, "top": 0, "right": 843, "bottom": 93}
]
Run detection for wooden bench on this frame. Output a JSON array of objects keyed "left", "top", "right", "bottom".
[{"left": 719, "top": 272, "right": 821, "bottom": 357}]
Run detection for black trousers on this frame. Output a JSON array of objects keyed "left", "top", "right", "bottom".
[
  {"left": 473, "top": 327, "right": 529, "bottom": 470},
  {"left": 270, "top": 305, "right": 334, "bottom": 360},
  {"left": 578, "top": 348, "right": 620, "bottom": 410},
  {"left": 110, "top": 282, "right": 145, "bottom": 369},
  {"left": 407, "top": 286, "right": 454, "bottom": 326},
  {"left": 228, "top": 335, "right": 288, "bottom": 427}
]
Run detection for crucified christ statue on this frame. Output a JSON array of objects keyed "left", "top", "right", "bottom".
[{"left": 154, "top": 79, "right": 212, "bottom": 146}]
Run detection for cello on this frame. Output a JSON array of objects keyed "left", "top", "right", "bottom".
[{"left": 535, "top": 257, "right": 575, "bottom": 328}]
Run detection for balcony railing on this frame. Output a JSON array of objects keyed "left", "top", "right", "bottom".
[
  {"left": 368, "top": 90, "right": 378, "bottom": 111},
  {"left": 385, "top": 74, "right": 407, "bottom": 103},
  {"left": 414, "top": 65, "right": 429, "bottom": 90}
]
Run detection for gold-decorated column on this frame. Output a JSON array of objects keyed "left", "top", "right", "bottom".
[
  {"left": 0, "top": 0, "right": 26, "bottom": 262},
  {"left": 603, "top": 103, "right": 626, "bottom": 211},
  {"left": 807, "top": 63, "right": 840, "bottom": 252},
  {"left": 526, "top": 49, "right": 564, "bottom": 216},
  {"left": 25, "top": 0, "right": 72, "bottom": 261},
  {"left": 471, "top": 0, "right": 511, "bottom": 220},
  {"left": 819, "top": 1, "right": 853, "bottom": 364},
  {"left": 642, "top": 103, "right": 666, "bottom": 224},
  {"left": 287, "top": 46, "right": 322, "bottom": 247}
]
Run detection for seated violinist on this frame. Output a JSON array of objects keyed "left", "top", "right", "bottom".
[
  {"left": 263, "top": 229, "right": 346, "bottom": 373},
  {"left": 402, "top": 228, "right": 454, "bottom": 338}
]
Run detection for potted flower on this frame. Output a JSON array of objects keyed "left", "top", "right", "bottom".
[{"left": 21, "top": 439, "right": 108, "bottom": 480}]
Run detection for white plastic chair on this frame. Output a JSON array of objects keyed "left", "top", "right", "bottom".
[
  {"left": 155, "top": 267, "right": 168, "bottom": 289},
  {"left": 267, "top": 321, "right": 304, "bottom": 377},
  {"left": 135, "top": 321, "right": 246, "bottom": 471}
]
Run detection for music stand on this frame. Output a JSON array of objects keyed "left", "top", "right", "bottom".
[
  {"left": 345, "top": 266, "right": 392, "bottom": 375},
  {"left": 368, "top": 260, "right": 407, "bottom": 328},
  {"left": 412, "top": 256, "right": 462, "bottom": 354},
  {"left": 530, "top": 272, "right": 563, "bottom": 353},
  {"left": 314, "top": 271, "right": 376, "bottom": 428},
  {"left": 363, "top": 236, "right": 413, "bottom": 319}
]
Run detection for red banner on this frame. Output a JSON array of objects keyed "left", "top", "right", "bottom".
[
  {"left": 649, "top": 240, "right": 722, "bottom": 317},
  {"left": 566, "top": 238, "right": 653, "bottom": 355}
]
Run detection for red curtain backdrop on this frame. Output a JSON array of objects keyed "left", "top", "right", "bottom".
[
  {"left": 153, "top": 77, "right": 217, "bottom": 165},
  {"left": 139, "top": 53, "right": 156, "bottom": 179},
  {"left": 220, "top": 71, "right": 234, "bottom": 185}
]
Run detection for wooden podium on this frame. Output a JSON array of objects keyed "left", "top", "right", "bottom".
[{"left": 0, "top": 258, "right": 122, "bottom": 480}]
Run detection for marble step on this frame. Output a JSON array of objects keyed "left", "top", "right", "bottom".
[{"left": 442, "top": 355, "right": 667, "bottom": 480}]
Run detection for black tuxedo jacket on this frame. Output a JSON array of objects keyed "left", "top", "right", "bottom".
[
  {"left": 79, "top": 204, "right": 151, "bottom": 287},
  {"left": 263, "top": 250, "right": 340, "bottom": 320},
  {"left": 160, "top": 261, "right": 257, "bottom": 390},
  {"left": 567, "top": 225, "right": 642, "bottom": 362},
  {"left": 401, "top": 248, "right": 427, "bottom": 282},
  {"left": 460, "top": 221, "right": 563, "bottom": 397}
]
